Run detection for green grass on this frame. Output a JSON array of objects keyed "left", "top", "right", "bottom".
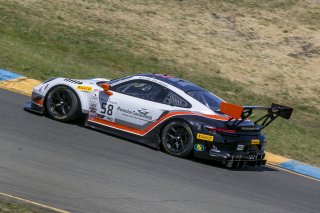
[
  {"left": 0, "top": 198, "right": 50, "bottom": 213},
  {"left": 0, "top": 0, "right": 319, "bottom": 166}
]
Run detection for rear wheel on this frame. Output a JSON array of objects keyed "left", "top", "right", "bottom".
[
  {"left": 45, "top": 86, "right": 80, "bottom": 122},
  {"left": 161, "top": 121, "right": 194, "bottom": 157}
]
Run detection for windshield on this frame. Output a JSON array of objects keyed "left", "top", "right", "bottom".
[
  {"left": 107, "top": 76, "right": 133, "bottom": 85},
  {"left": 186, "top": 90, "right": 224, "bottom": 111}
]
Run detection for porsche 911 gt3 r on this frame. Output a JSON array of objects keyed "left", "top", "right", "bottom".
[{"left": 24, "top": 74, "right": 293, "bottom": 168}]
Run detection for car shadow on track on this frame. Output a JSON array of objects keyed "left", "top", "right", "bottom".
[{"left": 32, "top": 112, "right": 278, "bottom": 173}]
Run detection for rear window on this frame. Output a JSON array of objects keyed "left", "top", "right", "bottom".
[
  {"left": 162, "top": 90, "right": 191, "bottom": 108},
  {"left": 186, "top": 90, "right": 223, "bottom": 111}
]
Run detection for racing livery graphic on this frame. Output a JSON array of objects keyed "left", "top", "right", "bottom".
[{"left": 24, "top": 74, "right": 293, "bottom": 168}]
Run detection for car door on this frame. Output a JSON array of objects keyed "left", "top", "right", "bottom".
[
  {"left": 88, "top": 89, "right": 118, "bottom": 122},
  {"left": 109, "top": 79, "right": 165, "bottom": 130},
  {"left": 88, "top": 80, "right": 191, "bottom": 133}
]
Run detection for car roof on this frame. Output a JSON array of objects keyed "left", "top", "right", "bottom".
[{"left": 138, "top": 73, "right": 206, "bottom": 93}]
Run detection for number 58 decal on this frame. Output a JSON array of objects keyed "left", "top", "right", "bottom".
[
  {"left": 101, "top": 103, "right": 114, "bottom": 115},
  {"left": 99, "top": 101, "right": 117, "bottom": 122}
]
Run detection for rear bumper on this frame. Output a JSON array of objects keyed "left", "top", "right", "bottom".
[
  {"left": 194, "top": 148, "right": 266, "bottom": 168},
  {"left": 223, "top": 155, "right": 266, "bottom": 168}
]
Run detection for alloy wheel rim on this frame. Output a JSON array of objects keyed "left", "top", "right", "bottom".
[
  {"left": 48, "top": 89, "right": 72, "bottom": 116},
  {"left": 164, "top": 124, "right": 190, "bottom": 153}
]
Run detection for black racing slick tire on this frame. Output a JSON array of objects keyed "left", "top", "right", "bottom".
[
  {"left": 45, "top": 86, "right": 81, "bottom": 122},
  {"left": 161, "top": 121, "right": 194, "bottom": 157}
]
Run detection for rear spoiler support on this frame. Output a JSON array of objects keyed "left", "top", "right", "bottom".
[{"left": 220, "top": 102, "right": 293, "bottom": 130}]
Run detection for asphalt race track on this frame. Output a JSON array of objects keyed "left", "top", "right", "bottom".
[{"left": 0, "top": 89, "right": 319, "bottom": 213}]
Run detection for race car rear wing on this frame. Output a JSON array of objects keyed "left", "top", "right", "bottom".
[{"left": 220, "top": 102, "right": 293, "bottom": 130}]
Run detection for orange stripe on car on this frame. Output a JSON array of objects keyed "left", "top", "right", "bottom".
[
  {"left": 90, "top": 118, "right": 144, "bottom": 135},
  {"left": 89, "top": 111, "right": 229, "bottom": 136}
]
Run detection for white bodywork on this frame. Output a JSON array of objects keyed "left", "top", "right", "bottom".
[
  {"left": 32, "top": 75, "right": 228, "bottom": 130},
  {"left": 32, "top": 77, "right": 109, "bottom": 113}
]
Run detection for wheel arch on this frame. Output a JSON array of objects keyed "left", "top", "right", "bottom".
[
  {"left": 158, "top": 116, "right": 196, "bottom": 157},
  {"left": 157, "top": 115, "right": 198, "bottom": 145},
  {"left": 43, "top": 84, "right": 83, "bottom": 114}
]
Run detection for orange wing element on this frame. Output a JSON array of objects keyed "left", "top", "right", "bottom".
[
  {"left": 220, "top": 102, "right": 243, "bottom": 119},
  {"left": 100, "top": 83, "right": 113, "bottom": 96}
]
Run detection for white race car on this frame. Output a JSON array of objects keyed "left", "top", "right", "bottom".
[{"left": 24, "top": 73, "right": 292, "bottom": 168}]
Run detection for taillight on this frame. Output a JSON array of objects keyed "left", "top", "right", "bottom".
[{"left": 205, "top": 126, "right": 237, "bottom": 133}]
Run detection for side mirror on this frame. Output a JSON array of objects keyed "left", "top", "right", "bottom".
[{"left": 101, "top": 83, "right": 113, "bottom": 96}]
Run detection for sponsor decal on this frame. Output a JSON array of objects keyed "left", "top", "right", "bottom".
[
  {"left": 44, "top": 84, "right": 49, "bottom": 90},
  {"left": 96, "top": 114, "right": 105, "bottom": 119},
  {"left": 210, "top": 145, "right": 220, "bottom": 153},
  {"left": 89, "top": 103, "right": 97, "bottom": 109},
  {"left": 194, "top": 144, "right": 205, "bottom": 152},
  {"left": 88, "top": 90, "right": 99, "bottom": 120},
  {"left": 110, "top": 76, "right": 132, "bottom": 86},
  {"left": 117, "top": 106, "right": 153, "bottom": 121},
  {"left": 137, "top": 108, "right": 149, "bottom": 115},
  {"left": 77, "top": 85, "right": 92, "bottom": 92},
  {"left": 237, "top": 144, "right": 245, "bottom": 151},
  {"left": 65, "top": 78, "right": 83, "bottom": 84},
  {"left": 135, "top": 76, "right": 168, "bottom": 87},
  {"left": 251, "top": 139, "right": 260, "bottom": 145},
  {"left": 196, "top": 124, "right": 202, "bottom": 131},
  {"left": 196, "top": 133, "right": 214, "bottom": 142}
]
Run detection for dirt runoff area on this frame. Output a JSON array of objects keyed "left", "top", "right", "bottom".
[{"left": 7, "top": 0, "right": 320, "bottom": 109}]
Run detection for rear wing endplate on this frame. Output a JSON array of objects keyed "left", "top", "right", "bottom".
[{"left": 220, "top": 102, "right": 293, "bottom": 130}]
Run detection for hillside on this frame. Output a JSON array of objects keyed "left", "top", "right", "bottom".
[{"left": 0, "top": 0, "right": 319, "bottom": 165}]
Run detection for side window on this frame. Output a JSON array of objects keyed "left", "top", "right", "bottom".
[
  {"left": 112, "top": 80, "right": 164, "bottom": 101},
  {"left": 162, "top": 90, "right": 191, "bottom": 108}
]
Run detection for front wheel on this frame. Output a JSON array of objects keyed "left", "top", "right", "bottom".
[
  {"left": 161, "top": 121, "right": 194, "bottom": 157},
  {"left": 45, "top": 86, "right": 80, "bottom": 122}
]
